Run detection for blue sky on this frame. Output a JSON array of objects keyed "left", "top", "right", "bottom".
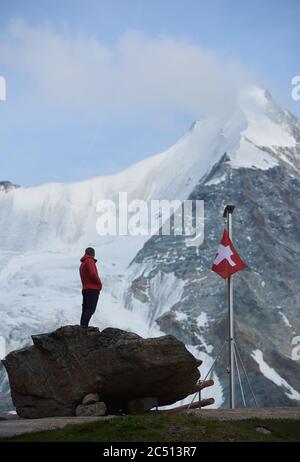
[{"left": 0, "top": 0, "right": 299, "bottom": 186}]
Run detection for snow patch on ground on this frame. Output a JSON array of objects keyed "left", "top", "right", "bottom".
[
  {"left": 205, "top": 174, "right": 227, "bottom": 186},
  {"left": 196, "top": 312, "right": 209, "bottom": 328},
  {"left": 278, "top": 312, "right": 292, "bottom": 329},
  {"left": 174, "top": 311, "right": 188, "bottom": 322},
  {"left": 229, "top": 137, "right": 278, "bottom": 170},
  {"left": 251, "top": 349, "right": 300, "bottom": 401}
]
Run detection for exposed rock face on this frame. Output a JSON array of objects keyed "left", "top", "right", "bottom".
[
  {"left": 122, "top": 92, "right": 300, "bottom": 407},
  {"left": 124, "top": 154, "right": 300, "bottom": 407},
  {"left": 2, "top": 325, "right": 201, "bottom": 418},
  {"left": 0, "top": 181, "right": 19, "bottom": 192}
]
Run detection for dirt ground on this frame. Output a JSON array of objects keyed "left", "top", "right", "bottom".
[
  {"left": 0, "top": 415, "right": 114, "bottom": 438},
  {"left": 184, "top": 406, "right": 300, "bottom": 420},
  {"left": 0, "top": 407, "right": 299, "bottom": 438}
]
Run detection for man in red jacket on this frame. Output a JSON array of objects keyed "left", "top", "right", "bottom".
[{"left": 79, "top": 247, "right": 102, "bottom": 327}]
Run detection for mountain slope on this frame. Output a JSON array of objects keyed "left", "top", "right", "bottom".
[
  {"left": 1, "top": 86, "right": 300, "bottom": 412},
  {"left": 0, "top": 104, "right": 241, "bottom": 413},
  {"left": 123, "top": 88, "right": 300, "bottom": 407}
]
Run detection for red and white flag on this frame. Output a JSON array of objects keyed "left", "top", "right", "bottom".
[{"left": 212, "top": 229, "right": 246, "bottom": 279}]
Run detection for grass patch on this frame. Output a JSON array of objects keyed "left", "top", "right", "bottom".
[{"left": 0, "top": 413, "right": 299, "bottom": 442}]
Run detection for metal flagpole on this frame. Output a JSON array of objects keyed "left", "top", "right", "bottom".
[
  {"left": 223, "top": 205, "right": 235, "bottom": 409},
  {"left": 187, "top": 204, "right": 259, "bottom": 411}
]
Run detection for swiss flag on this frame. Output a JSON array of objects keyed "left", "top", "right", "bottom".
[{"left": 212, "top": 229, "right": 246, "bottom": 279}]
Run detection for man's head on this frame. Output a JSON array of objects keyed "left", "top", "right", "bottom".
[{"left": 85, "top": 247, "right": 95, "bottom": 257}]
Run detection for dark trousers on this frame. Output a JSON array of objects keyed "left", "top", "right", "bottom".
[{"left": 80, "top": 289, "right": 100, "bottom": 327}]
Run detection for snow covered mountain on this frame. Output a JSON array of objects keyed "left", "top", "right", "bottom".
[
  {"left": 1, "top": 86, "right": 300, "bottom": 412},
  {"left": 124, "top": 87, "right": 300, "bottom": 407}
]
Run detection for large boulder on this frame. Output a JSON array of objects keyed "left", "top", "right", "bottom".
[{"left": 2, "top": 325, "right": 201, "bottom": 418}]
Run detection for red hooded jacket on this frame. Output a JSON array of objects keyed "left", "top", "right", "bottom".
[{"left": 79, "top": 255, "right": 102, "bottom": 291}]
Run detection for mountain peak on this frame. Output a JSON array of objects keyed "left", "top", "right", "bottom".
[{"left": 0, "top": 181, "right": 20, "bottom": 192}]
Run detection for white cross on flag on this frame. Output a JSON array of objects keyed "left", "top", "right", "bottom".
[{"left": 212, "top": 229, "right": 246, "bottom": 279}]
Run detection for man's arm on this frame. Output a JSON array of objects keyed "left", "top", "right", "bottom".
[{"left": 86, "top": 260, "right": 102, "bottom": 289}]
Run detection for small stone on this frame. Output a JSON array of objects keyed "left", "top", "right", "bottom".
[
  {"left": 82, "top": 393, "right": 100, "bottom": 405},
  {"left": 76, "top": 404, "right": 94, "bottom": 417},
  {"left": 256, "top": 426, "right": 271, "bottom": 435},
  {"left": 75, "top": 401, "right": 107, "bottom": 417},
  {"left": 95, "top": 402, "right": 107, "bottom": 416}
]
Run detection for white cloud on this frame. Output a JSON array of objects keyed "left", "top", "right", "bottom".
[{"left": 0, "top": 18, "right": 252, "bottom": 120}]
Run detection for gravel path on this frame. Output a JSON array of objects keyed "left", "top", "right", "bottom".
[
  {"left": 185, "top": 407, "right": 300, "bottom": 420},
  {"left": 0, "top": 415, "right": 114, "bottom": 438}
]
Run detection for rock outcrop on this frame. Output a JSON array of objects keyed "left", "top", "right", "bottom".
[
  {"left": 0, "top": 180, "right": 20, "bottom": 192},
  {"left": 2, "top": 325, "right": 202, "bottom": 418},
  {"left": 75, "top": 401, "right": 107, "bottom": 417}
]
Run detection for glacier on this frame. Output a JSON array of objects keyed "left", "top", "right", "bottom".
[{"left": 1, "top": 86, "right": 300, "bottom": 412}]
